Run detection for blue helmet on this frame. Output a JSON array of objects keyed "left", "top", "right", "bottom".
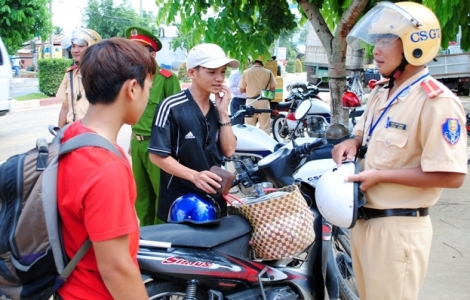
[{"left": 168, "top": 193, "right": 221, "bottom": 225}]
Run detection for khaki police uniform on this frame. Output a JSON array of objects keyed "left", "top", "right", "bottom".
[
  {"left": 56, "top": 66, "right": 89, "bottom": 123},
  {"left": 351, "top": 68, "right": 468, "bottom": 299},
  {"left": 239, "top": 65, "right": 276, "bottom": 134}
]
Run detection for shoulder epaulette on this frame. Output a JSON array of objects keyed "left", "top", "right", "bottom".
[
  {"left": 159, "top": 68, "right": 173, "bottom": 78},
  {"left": 420, "top": 78, "right": 444, "bottom": 99},
  {"left": 66, "top": 65, "right": 79, "bottom": 73}
]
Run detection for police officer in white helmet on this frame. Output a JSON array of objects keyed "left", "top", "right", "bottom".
[
  {"left": 57, "top": 28, "right": 102, "bottom": 127},
  {"left": 331, "top": 2, "right": 467, "bottom": 299}
]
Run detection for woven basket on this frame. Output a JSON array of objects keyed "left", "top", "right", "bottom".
[{"left": 229, "top": 185, "right": 315, "bottom": 259}]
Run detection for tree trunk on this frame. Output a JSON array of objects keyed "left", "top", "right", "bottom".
[{"left": 297, "top": 0, "right": 369, "bottom": 127}]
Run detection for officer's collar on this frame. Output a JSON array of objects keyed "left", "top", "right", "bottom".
[{"left": 378, "top": 68, "right": 429, "bottom": 102}]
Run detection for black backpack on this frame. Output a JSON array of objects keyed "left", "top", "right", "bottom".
[{"left": 0, "top": 125, "right": 123, "bottom": 300}]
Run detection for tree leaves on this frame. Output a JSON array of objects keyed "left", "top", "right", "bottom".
[
  {"left": 154, "top": 0, "right": 468, "bottom": 123},
  {"left": 154, "top": 0, "right": 297, "bottom": 66},
  {"left": 0, "top": 0, "right": 52, "bottom": 53},
  {"left": 82, "top": 0, "right": 159, "bottom": 39}
]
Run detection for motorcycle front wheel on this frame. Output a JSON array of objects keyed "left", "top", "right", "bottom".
[
  {"left": 333, "top": 228, "right": 359, "bottom": 300},
  {"left": 272, "top": 114, "right": 296, "bottom": 143},
  {"left": 146, "top": 281, "right": 207, "bottom": 300}
]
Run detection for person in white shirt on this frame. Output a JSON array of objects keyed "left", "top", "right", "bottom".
[
  {"left": 12, "top": 57, "right": 20, "bottom": 77},
  {"left": 228, "top": 66, "right": 247, "bottom": 125}
]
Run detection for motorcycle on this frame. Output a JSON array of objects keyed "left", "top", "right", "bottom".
[
  {"left": 230, "top": 102, "right": 337, "bottom": 196},
  {"left": 137, "top": 101, "right": 358, "bottom": 300},
  {"left": 231, "top": 105, "right": 327, "bottom": 196},
  {"left": 270, "top": 82, "right": 323, "bottom": 120},
  {"left": 271, "top": 82, "right": 365, "bottom": 143},
  {"left": 231, "top": 100, "right": 358, "bottom": 299}
]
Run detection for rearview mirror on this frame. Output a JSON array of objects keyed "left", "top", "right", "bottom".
[{"left": 294, "top": 100, "right": 311, "bottom": 120}]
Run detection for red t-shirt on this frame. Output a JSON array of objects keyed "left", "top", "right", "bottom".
[{"left": 57, "top": 122, "right": 140, "bottom": 299}]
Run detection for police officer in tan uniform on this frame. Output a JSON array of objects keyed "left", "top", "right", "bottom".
[
  {"left": 239, "top": 58, "right": 276, "bottom": 134},
  {"left": 57, "top": 28, "right": 102, "bottom": 127},
  {"left": 332, "top": 2, "right": 467, "bottom": 299}
]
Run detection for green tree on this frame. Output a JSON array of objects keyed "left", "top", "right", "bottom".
[
  {"left": 0, "top": 0, "right": 52, "bottom": 53},
  {"left": 279, "top": 28, "right": 301, "bottom": 60},
  {"left": 154, "top": 0, "right": 469, "bottom": 124},
  {"left": 426, "top": 0, "right": 470, "bottom": 50},
  {"left": 168, "top": 23, "right": 195, "bottom": 52},
  {"left": 54, "top": 26, "right": 64, "bottom": 35},
  {"left": 82, "top": 0, "right": 159, "bottom": 39}
]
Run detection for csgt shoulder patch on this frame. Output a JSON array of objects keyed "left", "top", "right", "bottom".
[{"left": 442, "top": 118, "right": 461, "bottom": 145}]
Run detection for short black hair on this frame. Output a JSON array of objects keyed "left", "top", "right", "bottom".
[
  {"left": 253, "top": 60, "right": 263, "bottom": 66},
  {"left": 80, "top": 37, "right": 157, "bottom": 105}
]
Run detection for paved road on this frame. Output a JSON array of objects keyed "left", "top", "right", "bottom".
[
  {"left": 0, "top": 105, "right": 131, "bottom": 163},
  {"left": 11, "top": 86, "right": 40, "bottom": 98},
  {"left": 10, "top": 78, "right": 40, "bottom": 98}
]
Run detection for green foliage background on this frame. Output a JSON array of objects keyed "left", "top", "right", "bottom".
[
  {"left": 38, "top": 58, "right": 73, "bottom": 96},
  {"left": 285, "top": 60, "right": 296, "bottom": 73},
  {"left": 0, "top": 0, "right": 52, "bottom": 53},
  {"left": 82, "top": 0, "right": 160, "bottom": 39},
  {"left": 155, "top": 0, "right": 297, "bottom": 67}
]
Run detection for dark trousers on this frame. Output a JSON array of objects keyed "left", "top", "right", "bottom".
[{"left": 230, "top": 97, "right": 246, "bottom": 126}]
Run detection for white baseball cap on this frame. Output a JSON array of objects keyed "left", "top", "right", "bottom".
[{"left": 186, "top": 43, "right": 240, "bottom": 71}]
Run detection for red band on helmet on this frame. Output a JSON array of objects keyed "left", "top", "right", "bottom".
[{"left": 130, "top": 34, "right": 158, "bottom": 52}]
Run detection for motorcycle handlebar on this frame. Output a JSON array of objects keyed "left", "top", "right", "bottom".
[
  {"left": 293, "top": 138, "right": 328, "bottom": 157},
  {"left": 231, "top": 106, "right": 272, "bottom": 119}
]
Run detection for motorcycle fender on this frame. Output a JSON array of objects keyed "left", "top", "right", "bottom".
[
  {"left": 277, "top": 111, "right": 288, "bottom": 117},
  {"left": 293, "top": 159, "right": 337, "bottom": 188}
]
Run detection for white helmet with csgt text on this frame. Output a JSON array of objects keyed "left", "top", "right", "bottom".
[{"left": 315, "top": 161, "right": 365, "bottom": 228}]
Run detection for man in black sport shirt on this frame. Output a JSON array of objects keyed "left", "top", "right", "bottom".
[{"left": 149, "top": 43, "right": 239, "bottom": 221}]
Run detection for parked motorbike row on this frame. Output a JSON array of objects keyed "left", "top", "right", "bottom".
[
  {"left": 136, "top": 98, "right": 361, "bottom": 300},
  {"left": 270, "top": 81, "right": 366, "bottom": 143}
]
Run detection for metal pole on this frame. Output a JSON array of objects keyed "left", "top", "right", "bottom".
[{"left": 49, "top": 0, "right": 54, "bottom": 59}]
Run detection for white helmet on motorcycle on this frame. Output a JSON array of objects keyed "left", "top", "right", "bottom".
[{"left": 315, "top": 161, "right": 365, "bottom": 228}]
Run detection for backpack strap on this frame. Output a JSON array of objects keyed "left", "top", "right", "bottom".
[
  {"left": 59, "top": 132, "right": 124, "bottom": 158},
  {"left": 58, "top": 239, "right": 91, "bottom": 281},
  {"left": 70, "top": 71, "right": 76, "bottom": 122}
]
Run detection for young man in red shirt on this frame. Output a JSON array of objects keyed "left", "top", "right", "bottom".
[{"left": 57, "top": 38, "right": 156, "bottom": 299}]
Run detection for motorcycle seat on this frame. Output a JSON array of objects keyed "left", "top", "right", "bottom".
[
  {"left": 349, "top": 109, "right": 364, "bottom": 118},
  {"left": 140, "top": 215, "right": 252, "bottom": 249},
  {"left": 275, "top": 102, "right": 291, "bottom": 109}
]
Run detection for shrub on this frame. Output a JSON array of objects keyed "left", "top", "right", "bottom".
[
  {"left": 285, "top": 60, "right": 295, "bottom": 73},
  {"left": 177, "top": 62, "right": 190, "bottom": 82},
  {"left": 38, "top": 58, "right": 73, "bottom": 96}
]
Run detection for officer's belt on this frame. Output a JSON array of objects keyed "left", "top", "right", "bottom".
[
  {"left": 133, "top": 133, "right": 151, "bottom": 141},
  {"left": 357, "top": 207, "right": 429, "bottom": 220}
]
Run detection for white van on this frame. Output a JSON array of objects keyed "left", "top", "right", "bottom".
[{"left": 0, "top": 37, "right": 12, "bottom": 116}]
